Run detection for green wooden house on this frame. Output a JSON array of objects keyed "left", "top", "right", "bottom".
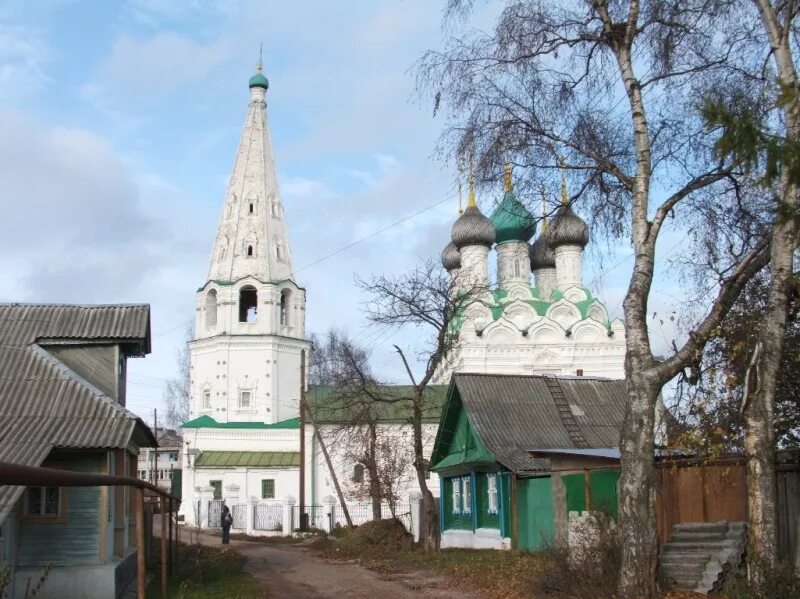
[
  {"left": 430, "top": 373, "right": 626, "bottom": 551},
  {"left": 0, "top": 304, "right": 156, "bottom": 598}
]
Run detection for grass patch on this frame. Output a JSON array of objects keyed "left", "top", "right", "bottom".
[{"left": 146, "top": 542, "right": 265, "bottom": 598}]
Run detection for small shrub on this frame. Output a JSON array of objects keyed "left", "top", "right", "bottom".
[
  {"left": 532, "top": 511, "right": 620, "bottom": 598},
  {"left": 722, "top": 559, "right": 799, "bottom": 599}
]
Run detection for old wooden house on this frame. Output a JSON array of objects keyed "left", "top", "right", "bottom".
[
  {"left": 430, "top": 373, "right": 626, "bottom": 551},
  {"left": 0, "top": 304, "right": 155, "bottom": 598}
]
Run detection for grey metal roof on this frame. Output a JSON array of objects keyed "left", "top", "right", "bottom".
[
  {"left": 453, "top": 373, "right": 626, "bottom": 472},
  {"left": 529, "top": 232, "right": 556, "bottom": 269},
  {"left": 441, "top": 241, "right": 461, "bottom": 271},
  {"left": 0, "top": 303, "right": 154, "bottom": 522},
  {"left": 528, "top": 448, "right": 621, "bottom": 459}
]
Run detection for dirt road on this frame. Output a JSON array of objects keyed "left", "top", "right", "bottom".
[{"left": 173, "top": 526, "right": 476, "bottom": 598}]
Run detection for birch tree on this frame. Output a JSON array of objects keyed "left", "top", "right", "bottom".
[
  {"left": 419, "top": 2, "right": 774, "bottom": 595},
  {"left": 702, "top": 0, "right": 800, "bottom": 574}
]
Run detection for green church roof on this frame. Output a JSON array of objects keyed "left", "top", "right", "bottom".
[
  {"left": 249, "top": 71, "right": 269, "bottom": 89},
  {"left": 490, "top": 190, "right": 536, "bottom": 244},
  {"left": 195, "top": 451, "right": 299, "bottom": 468},
  {"left": 181, "top": 415, "right": 300, "bottom": 429}
]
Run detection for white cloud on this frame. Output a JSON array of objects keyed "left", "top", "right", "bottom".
[{"left": 0, "top": 25, "right": 49, "bottom": 100}]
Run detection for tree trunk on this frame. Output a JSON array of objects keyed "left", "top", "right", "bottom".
[
  {"left": 617, "top": 367, "right": 660, "bottom": 599},
  {"left": 367, "top": 424, "right": 383, "bottom": 521},
  {"left": 412, "top": 391, "right": 440, "bottom": 550},
  {"left": 745, "top": 0, "right": 800, "bottom": 576}
]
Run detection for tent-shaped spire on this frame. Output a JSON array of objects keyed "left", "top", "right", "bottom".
[{"left": 207, "top": 63, "right": 293, "bottom": 283}]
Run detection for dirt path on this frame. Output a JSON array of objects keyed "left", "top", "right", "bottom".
[{"left": 172, "top": 525, "right": 478, "bottom": 599}]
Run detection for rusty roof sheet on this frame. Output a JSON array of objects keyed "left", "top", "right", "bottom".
[
  {"left": 0, "top": 303, "right": 154, "bottom": 522},
  {"left": 453, "top": 373, "right": 627, "bottom": 472}
]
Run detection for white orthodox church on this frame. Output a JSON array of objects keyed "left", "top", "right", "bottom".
[
  {"left": 436, "top": 167, "right": 626, "bottom": 381},
  {"left": 179, "top": 62, "right": 626, "bottom": 529}
]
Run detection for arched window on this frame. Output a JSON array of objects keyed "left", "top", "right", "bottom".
[
  {"left": 279, "top": 289, "right": 290, "bottom": 326},
  {"left": 271, "top": 203, "right": 278, "bottom": 217},
  {"left": 247, "top": 245, "right": 254, "bottom": 257},
  {"left": 205, "top": 289, "right": 218, "bottom": 328},
  {"left": 352, "top": 464, "right": 364, "bottom": 483},
  {"left": 249, "top": 202, "right": 254, "bottom": 214},
  {"left": 514, "top": 259, "right": 520, "bottom": 278},
  {"left": 275, "top": 242, "right": 282, "bottom": 261},
  {"left": 239, "top": 285, "right": 258, "bottom": 323}
]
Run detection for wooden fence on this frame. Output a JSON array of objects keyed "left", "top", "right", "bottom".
[{"left": 655, "top": 455, "right": 800, "bottom": 562}]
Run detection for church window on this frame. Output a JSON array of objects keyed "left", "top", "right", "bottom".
[
  {"left": 239, "top": 390, "right": 252, "bottom": 408},
  {"left": 261, "top": 479, "right": 275, "bottom": 499},
  {"left": 249, "top": 202, "right": 254, "bottom": 214},
  {"left": 514, "top": 259, "right": 520, "bottom": 278},
  {"left": 352, "top": 464, "right": 365, "bottom": 483},
  {"left": 206, "top": 290, "right": 218, "bottom": 328},
  {"left": 210, "top": 480, "right": 222, "bottom": 500},
  {"left": 271, "top": 203, "right": 279, "bottom": 217},
  {"left": 279, "top": 289, "right": 290, "bottom": 326},
  {"left": 247, "top": 245, "right": 254, "bottom": 257},
  {"left": 487, "top": 474, "right": 498, "bottom": 514},
  {"left": 202, "top": 390, "right": 211, "bottom": 409},
  {"left": 238, "top": 286, "right": 258, "bottom": 323},
  {"left": 275, "top": 242, "right": 283, "bottom": 261}
]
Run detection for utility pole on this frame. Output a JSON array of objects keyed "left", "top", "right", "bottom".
[
  {"left": 152, "top": 408, "right": 158, "bottom": 486},
  {"left": 298, "top": 349, "right": 307, "bottom": 530}
]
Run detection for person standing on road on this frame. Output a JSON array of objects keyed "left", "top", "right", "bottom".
[{"left": 221, "top": 504, "right": 233, "bottom": 544}]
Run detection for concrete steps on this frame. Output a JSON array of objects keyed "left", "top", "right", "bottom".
[{"left": 659, "top": 521, "right": 746, "bottom": 594}]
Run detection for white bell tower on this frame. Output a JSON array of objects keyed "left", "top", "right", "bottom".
[{"left": 188, "top": 62, "right": 310, "bottom": 425}]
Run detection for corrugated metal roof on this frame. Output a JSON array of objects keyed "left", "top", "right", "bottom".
[
  {"left": 453, "top": 373, "right": 626, "bottom": 472},
  {"left": 528, "top": 448, "right": 621, "bottom": 459},
  {"left": 0, "top": 303, "right": 153, "bottom": 522},
  {"left": 194, "top": 451, "right": 300, "bottom": 468}
]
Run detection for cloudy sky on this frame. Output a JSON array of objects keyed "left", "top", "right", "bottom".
[{"left": 0, "top": 0, "right": 687, "bottom": 424}]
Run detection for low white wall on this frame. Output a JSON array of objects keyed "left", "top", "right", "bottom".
[
  {"left": 441, "top": 528, "right": 510, "bottom": 550},
  {"left": 14, "top": 563, "right": 119, "bottom": 599}
]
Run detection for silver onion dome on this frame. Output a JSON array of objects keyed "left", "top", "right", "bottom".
[
  {"left": 548, "top": 203, "right": 589, "bottom": 248},
  {"left": 441, "top": 241, "right": 461, "bottom": 271},
  {"left": 529, "top": 233, "right": 556, "bottom": 270},
  {"left": 451, "top": 205, "right": 496, "bottom": 249}
]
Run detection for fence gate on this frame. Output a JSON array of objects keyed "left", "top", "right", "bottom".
[
  {"left": 208, "top": 499, "right": 223, "bottom": 528},
  {"left": 254, "top": 504, "right": 283, "bottom": 531},
  {"left": 232, "top": 504, "right": 247, "bottom": 529}
]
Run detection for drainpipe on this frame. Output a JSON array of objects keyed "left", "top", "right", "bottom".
[
  {"left": 511, "top": 473, "right": 519, "bottom": 549},
  {"left": 311, "top": 430, "right": 317, "bottom": 508}
]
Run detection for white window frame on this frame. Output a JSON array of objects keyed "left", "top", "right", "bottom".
[
  {"left": 202, "top": 389, "right": 211, "bottom": 410},
  {"left": 462, "top": 476, "right": 472, "bottom": 514},
  {"left": 239, "top": 390, "right": 253, "bottom": 409},
  {"left": 24, "top": 486, "right": 62, "bottom": 518},
  {"left": 487, "top": 474, "right": 498, "bottom": 514},
  {"left": 451, "top": 478, "right": 461, "bottom": 515}
]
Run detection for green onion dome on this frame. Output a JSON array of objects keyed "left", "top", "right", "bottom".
[
  {"left": 548, "top": 203, "right": 589, "bottom": 248},
  {"left": 441, "top": 241, "right": 461, "bottom": 271},
  {"left": 530, "top": 231, "right": 556, "bottom": 269},
  {"left": 249, "top": 70, "right": 269, "bottom": 89},
  {"left": 490, "top": 164, "right": 536, "bottom": 243}
]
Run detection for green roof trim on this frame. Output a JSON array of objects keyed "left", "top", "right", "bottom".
[
  {"left": 489, "top": 190, "right": 537, "bottom": 243},
  {"left": 195, "top": 451, "right": 298, "bottom": 468},
  {"left": 181, "top": 415, "right": 300, "bottom": 429},
  {"left": 196, "top": 277, "right": 306, "bottom": 292}
]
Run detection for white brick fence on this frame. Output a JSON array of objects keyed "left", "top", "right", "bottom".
[{"left": 188, "top": 489, "right": 423, "bottom": 541}]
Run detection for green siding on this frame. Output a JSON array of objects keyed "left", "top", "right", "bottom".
[
  {"left": 499, "top": 472, "right": 512, "bottom": 538},
  {"left": 517, "top": 476, "right": 554, "bottom": 551},
  {"left": 476, "top": 473, "right": 500, "bottom": 529},
  {"left": 563, "top": 469, "right": 620, "bottom": 518},
  {"left": 431, "top": 400, "right": 493, "bottom": 471},
  {"left": 442, "top": 476, "right": 473, "bottom": 531},
  {"left": 17, "top": 455, "right": 102, "bottom": 567}
]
